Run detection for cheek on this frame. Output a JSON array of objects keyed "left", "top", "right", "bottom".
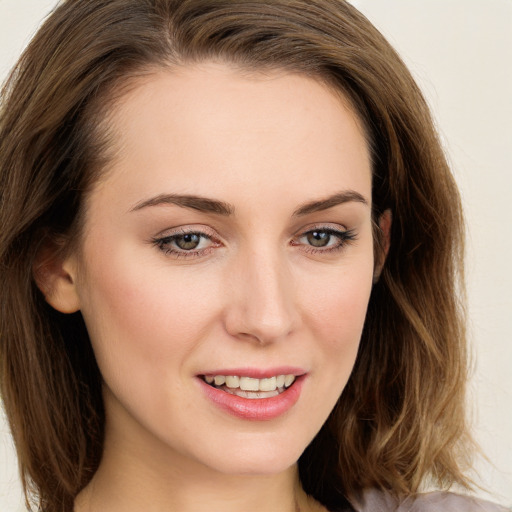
[
  {"left": 299, "top": 256, "right": 374, "bottom": 380},
  {"left": 284, "top": 256, "right": 374, "bottom": 429},
  {"left": 76, "top": 245, "right": 218, "bottom": 377},
  {"left": 303, "top": 257, "right": 373, "bottom": 340}
]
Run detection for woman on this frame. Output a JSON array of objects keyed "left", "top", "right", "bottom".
[{"left": 0, "top": 1, "right": 507, "bottom": 511}]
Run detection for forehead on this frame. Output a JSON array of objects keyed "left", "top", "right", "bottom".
[{"left": 90, "top": 62, "right": 371, "bottom": 212}]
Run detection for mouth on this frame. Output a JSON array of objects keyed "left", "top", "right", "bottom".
[
  {"left": 200, "top": 374, "right": 297, "bottom": 399},
  {"left": 198, "top": 369, "right": 306, "bottom": 420}
]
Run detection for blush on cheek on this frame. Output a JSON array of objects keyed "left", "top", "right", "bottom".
[
  {"left": 307, "top": 269, "right": 373, "bottom": 334},
  {"left": 308, "top": 287, "right": 372, "bottom": 396},
  {"left": 81, "top": 254, "right": 213, "bottom": 369}
]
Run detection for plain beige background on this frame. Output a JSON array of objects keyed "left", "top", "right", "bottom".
[{"left": 1, "top": 1, "right": 511, "bottom": 510}]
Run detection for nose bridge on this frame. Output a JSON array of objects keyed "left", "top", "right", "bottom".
[{"left": 224, "top": 242, "right": 297, "bottom": 343}]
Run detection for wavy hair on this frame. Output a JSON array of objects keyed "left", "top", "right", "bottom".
[{"left": 0, "top": 1, "right": 472, "bottom": 510}]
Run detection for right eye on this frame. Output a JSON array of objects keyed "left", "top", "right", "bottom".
[
  {"left": 153, "top": 229, "right": 219, "bottom": 259},
  {"left": 166, "top": 233, "right": 207, "bottom": 251}
]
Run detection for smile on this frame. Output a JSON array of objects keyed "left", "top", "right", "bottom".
[
  {"left": 201, "top": 374, "right": 296, "bottom": 398},
  {"left": 198, "top": 370, "right": 305, "bottom": 420}
]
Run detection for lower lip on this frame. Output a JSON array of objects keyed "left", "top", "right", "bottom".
[{"left": 198, "top": 375, "right": 305, "bottom": 421}]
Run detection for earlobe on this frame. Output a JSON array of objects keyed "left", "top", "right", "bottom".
[
  {"left": 33, "top": 243, "right": 81, "bottom": 314},
  {"left": 374, "top": 209, "right": 392, "bottom": 282}
]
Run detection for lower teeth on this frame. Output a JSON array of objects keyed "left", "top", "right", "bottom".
[
  {"left": 207, "top": 382, "right": 288, "bottom": 398},
  {"left": 220, "top": 385, "right": 284, "bottom": 399}
]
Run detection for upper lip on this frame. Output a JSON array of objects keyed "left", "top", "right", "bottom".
[{"left": 199, "top": 367, "right": 306, "bottom": 379}]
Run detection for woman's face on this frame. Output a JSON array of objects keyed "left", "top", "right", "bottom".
[{"left": 67, "top": 63, "right": 375, "bottom": 475}]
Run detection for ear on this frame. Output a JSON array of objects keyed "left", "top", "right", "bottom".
[
  {"left": 33, "top": 241, "right": 81, "bottom": 314},
  {"left": 374, "top": 209, "right": 392, "bottom": 282}
]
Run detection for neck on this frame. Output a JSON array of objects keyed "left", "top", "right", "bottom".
[{"left": 76, "top": 458, "right": 317, "bottom": 512}]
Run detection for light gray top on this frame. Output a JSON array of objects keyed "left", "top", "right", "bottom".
[{"left": 349, "top": 488, "right": 510, "bottom": 512}]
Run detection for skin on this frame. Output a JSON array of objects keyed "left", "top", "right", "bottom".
[{"left": 42, "top": 62, "right": 389, "bottom": 512}]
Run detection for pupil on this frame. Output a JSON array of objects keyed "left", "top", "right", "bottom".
[
  {"left": 176, "top": 234, "right": 200, "bottom": 250},
  {"left": 307, "top": 231, "right": 330, "bottom": 247}
]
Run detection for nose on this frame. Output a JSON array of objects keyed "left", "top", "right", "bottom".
[{"left": 223, "top": 246, "right": 298, "bottom": 344}]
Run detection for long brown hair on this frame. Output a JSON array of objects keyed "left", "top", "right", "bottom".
[{"left": 0, "top": 1, "right": 472, "bottom": 511}]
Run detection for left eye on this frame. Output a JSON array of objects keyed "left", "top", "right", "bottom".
[
  {"left": 302, "top": 230, "right": 335, "bottom": 247},
  {"left": 295, "top": 227, "right": 356, "bottom": 251}
]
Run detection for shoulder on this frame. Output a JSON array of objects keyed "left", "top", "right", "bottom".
[{"left": 348, "top": 488, "right": 510, "bottom": 512}]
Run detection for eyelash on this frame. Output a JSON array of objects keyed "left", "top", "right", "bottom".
[
  {"left": 293, "top": 227, "right": 357, "bottom": 255},
  {"left": 153, "top": 226, "right": 357, "bottom": 259},
  {"left": 152, "top": 228, "right": 218, "bottom": 259}
]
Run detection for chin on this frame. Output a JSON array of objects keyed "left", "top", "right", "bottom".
[
  {"left": 189, "top": 430, "right": 311, "bottom": 477},
  {"left": 206, "top": 454, "right": 300, "bottom": 477}
]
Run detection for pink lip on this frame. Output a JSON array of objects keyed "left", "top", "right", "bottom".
[{"left": 198, "top": 373, "right": 306, "bottom": 421}]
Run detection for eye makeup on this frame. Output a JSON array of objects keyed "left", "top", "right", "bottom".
[
  {"left": 152, "top": 227, "right": 221, "bottom": 259},
  {"left": 293, "top": 227, "right": 357, "bottom": 255},
  {"left": 151, "top": 224, "right": 357, "bottom": 260}
]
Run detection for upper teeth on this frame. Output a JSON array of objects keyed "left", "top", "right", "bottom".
[{"left": 204, "top": 374, "right": 296, "bottom": 391}]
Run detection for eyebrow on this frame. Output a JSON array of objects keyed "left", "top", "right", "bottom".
[
  {"left": 130, "top": 194, "right": 234, "bottom": 215},
  {"left": 130, "top": 190, "right": 368, "bottom": 216},
  {"left": 292, "top": 190, "right": 369, "bottom": 216}
]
